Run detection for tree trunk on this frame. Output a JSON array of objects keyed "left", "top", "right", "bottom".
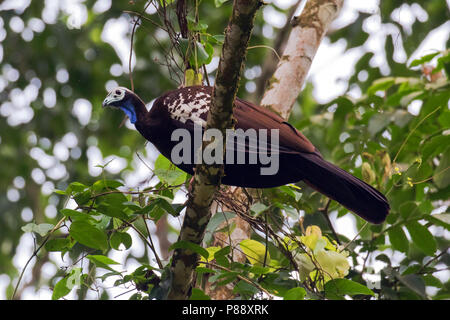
[
  {"left": 260, "top": 0, "right": 344, "bottom": 119},
  {"left": 167, "top": 0, "right": 262, "bottom": 300}
]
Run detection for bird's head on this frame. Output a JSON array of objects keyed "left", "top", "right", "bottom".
[{"left": 102, "top": 87, "right": 143, "bottom": 124}]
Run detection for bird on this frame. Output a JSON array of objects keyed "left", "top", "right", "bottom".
[{"left": 102, "top": 86, "right": 390, "bottom": 224}]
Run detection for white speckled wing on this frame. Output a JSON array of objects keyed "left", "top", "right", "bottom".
[{"left": 164, "top": 87, "right": 211, "bottom": 127}]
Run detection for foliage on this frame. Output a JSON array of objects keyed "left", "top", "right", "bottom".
[{"left": 0, "top": 0, "right": 449, "bottom": 300}]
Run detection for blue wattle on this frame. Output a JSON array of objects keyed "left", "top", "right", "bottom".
[{"left": 119, "top": 101, "right": 137, "bottom": 124}]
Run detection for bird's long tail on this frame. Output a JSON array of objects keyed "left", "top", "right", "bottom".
[{"left": 299, "top": 153, "right": 390, "bottom": 224}]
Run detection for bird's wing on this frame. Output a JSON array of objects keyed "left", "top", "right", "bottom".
[
  {"left": 233, "top": 98, "right": 316, "bottom": 154},
  {"left": 161, "top": 87, "right": 316, "bottom": 155}
]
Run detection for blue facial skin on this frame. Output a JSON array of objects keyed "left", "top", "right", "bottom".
[{"left": 119, "top": 100, "right": 137, "bottom": 124}]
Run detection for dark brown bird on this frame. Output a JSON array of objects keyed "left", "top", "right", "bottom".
[{"left": 103, "top": 86, "right": 390, "bottom": 224}]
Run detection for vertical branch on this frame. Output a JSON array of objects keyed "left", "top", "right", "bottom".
[
  {"left": 253, "top": 0, "right": 303, "bottom": 101},
  {"left": 260, "top": 0, "right": 344, "bottom": 119},
  {"left": 167, "top": 0, "right": 263, "bottom": 300},
  {"left": 129, "top": 19, "right": 139, "bottom": 92},
  {"left": 176, "top": 0, "right": 189, "bottom": 38}
]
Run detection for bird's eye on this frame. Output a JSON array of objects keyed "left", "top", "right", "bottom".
[{"left": 115, "top": 90, "right": 121, "bottom": 95}]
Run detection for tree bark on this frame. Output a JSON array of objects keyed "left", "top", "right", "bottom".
[
  {"left": 253, "top": 0, "right": 303, "bottom": 102},
  {"left": 167, "top": 0, "right": 262, "bottom": 300},
  {"left": 260, "top": 0, "right": 344, "bottom": 119}
]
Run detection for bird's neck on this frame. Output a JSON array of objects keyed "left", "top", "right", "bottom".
[{"left": 120, "top": 97, "right": 147, "bottom": 124}]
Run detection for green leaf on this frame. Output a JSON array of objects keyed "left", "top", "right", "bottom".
[
  {"left": 36, "top": 223, "right": 55, "bottom": 236},
  {"left": 214, "top": 246, "right": 231, "bottom": 267},
  {"left": 438, "top": 109, "right": 450, "bottom": 127},
  {"left": 92, "top": 179, "right": 123, "bottom": 192},
  {"left": 423, "top": 275, "right": 443, "bottom": 288},
  {"left": 433, "top": 148, "right": 450, "bottom": 189},
  {"left": 250, "top": 202, "right": 268, "bottom": 215},
  {"left": 69, "top": 221, "right": 108, "bottom": 251},
  {"left": 214, "top": 0, "right": 228, "bottom": 8},
  {"left": 399, "top": 201, "right": 420, "bottom": 220},
  {"left": 388, "top": 226, "right": 409, "bottom": 253},
  {"left": 422, "top": 135, "right": 450, "bottom": 162},
  {"left": 187, "top": 17, "right": 208, "bottom": 33},
  {"left": 21, "top": 223, "right": 54, "bottom": 236},
  {"left": 179, "top": 39, "right": 213, "bottom": 68},
  {"left": 409, "top": 52, "right": 440, "bottom": 67},
  {"left": 210, "top": 34, "right": 225, "bottom": 44},
  {"left": 96, "top": 192, "right": 129, "bottom": 219},
  {"left": 393, "top": 272, "right": 427, "bottom": 299},
  {"left": 73, "top": 190, "right": 91, "bottom": 206},
  {"left": 97, "top": 203, "right": 128, "bottom": 219},
  {"left": 435, "top": 51, "right": 450, "bottom": 76},
  {"left": 45, "top": 238, "right": 72, "bottom": 252},
  {"left": 189, "top": 288, "right": 211, "bottom": 300},
  {"left": 233, "top": 280, "right": 259, "bottom": 296},
  {"left": 110, "top": 232, "right": 132, "bottom": 250},
  {"left": 204, "top": 211, "right": 235, "bottom": 244},
  {"left": 52, "top": 277, "right": 71, "bottom": 300},
  {"left": 324, "top": 279, "right": 374, "bottom": 299},
  {"left": 425, "top": 213, "right": 450, "bottom": 230},
  {"left": 60, "top": 209, "right": 96, "bottom": 222},
  {"left": 196, "top": 267, "right": 216, "bottom": 275},
  {"left": 239, "top": 239, "right": 270, "bottom": 266},
  {"left": 169, "top": 240, "right": 209, "bottom": 259},
  {"left": 283, "top": 287, "right": 306, "bottom": 300},
  {"left": 66, "top": 182, "right": 88, "bottom": 194},
  {"left": 368, "top": 113, "right": 391, "bottom": 136},
  {"left": 159, "top": 0, "right": 175, "bottom": 6},
  {"left": 154, "top": 154, "right": 187, "bottom": 185},
  {"left": 406, "top": 221, "right": 437, "bottom": 256},
  {"left": 367, "top": 77, "right": 395, "bottom": 95},
  {"left": 87, "top": 254, "right": 120, "bottom": 272}
]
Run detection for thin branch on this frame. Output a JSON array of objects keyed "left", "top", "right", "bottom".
[
  {"left": 392, "top": 106, "right": 441, "bottom": 163},
  {"left": 11, "top": 217, "right": 66, "bottom": 300},
  {"left": 121, "top": 219, "right": 164, "bottom": 269},
  {"left": 199, "top": 261, "right": 273, "bottom": 298},
  {"left": 340, "top": 222, "right": 369, "bottom": 252},
  {"left": 319, "top": 198, "right": 340, "bottom": 245}
]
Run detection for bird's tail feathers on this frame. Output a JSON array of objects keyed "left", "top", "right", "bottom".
[{"left": 300, "top": 154, "right": 390, "bottom": 224}]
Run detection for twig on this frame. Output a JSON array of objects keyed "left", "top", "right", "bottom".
[
  {"left": 393, "top": 106, "right": 441, "bottom": 163},
  {"left": 319, "top": 199, "right": 340, "bottom": 245},
  {"left": 340, "top": 222, "right": 369, "bottom": 252},
  {"left": 141, "top": 216, "right": 164, "bottom": 269},
  {"left": 248, "top": 45, "right": 281, "bottom": 61},
  {"left": 121, "top": 219, "right": 164, "bottom": 269},
  {"left": 11, "top": 217, "right": 66, "bottom": 300},
  {"left": 198, "top": 261, "right": 272, "bottom": 298},
  {"left": 129, "top": 18, "right": 139, "bottom": 92},
  {"left": 418, "top": 250, "right": 448, "bottom": 274}
]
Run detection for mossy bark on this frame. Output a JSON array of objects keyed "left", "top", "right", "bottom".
[{"left": 167, "top": 0, "right": 263, "bottom": 300}]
